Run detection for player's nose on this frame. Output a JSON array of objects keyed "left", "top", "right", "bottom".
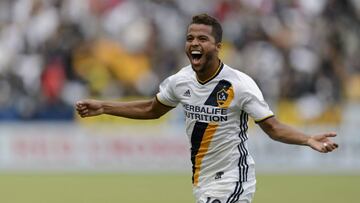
[{"left": 190, "top": 38, "right": 200, "bottom": 46}]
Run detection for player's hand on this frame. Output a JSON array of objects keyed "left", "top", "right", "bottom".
[
  {"left": 307, "top": 132, "right": 339, "bottom": 153},
  {"left": 76, "top": 100, "right": 104, "bottom": 117}
]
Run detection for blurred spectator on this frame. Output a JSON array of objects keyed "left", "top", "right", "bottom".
[{"left": 0, "top": 0, "right": 359, "bottom": 122}]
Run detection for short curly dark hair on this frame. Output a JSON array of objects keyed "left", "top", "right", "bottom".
[{"left": 190, "top": 14, "right": 223, "bottom": 43}]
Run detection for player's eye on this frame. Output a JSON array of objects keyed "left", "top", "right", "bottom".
[
  {"left": 186, "top": 36, "right": 193, "bottom": 42},
  {"left": 199, "top": 37, "right": 207, "bottom": 41}
]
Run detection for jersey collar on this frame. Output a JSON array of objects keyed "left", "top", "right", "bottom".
[{"left": 196, "top": 61, "right": 224, "bottom": 85}]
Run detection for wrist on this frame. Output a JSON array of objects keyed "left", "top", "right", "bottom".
[
  {"left": 305, "top": 135, "right": 312, "bottom": 146},
  {"left": 100, "top": 101, "right": 108, "bottom": 115}
]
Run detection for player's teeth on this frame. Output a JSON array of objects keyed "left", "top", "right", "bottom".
[{"left": 191, "top": 51, "right": 201, "bottom": 54}]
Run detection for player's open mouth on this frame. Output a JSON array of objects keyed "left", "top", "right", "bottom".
[{"left": 190, "top": 50, "right": 203, "bottom": 65}]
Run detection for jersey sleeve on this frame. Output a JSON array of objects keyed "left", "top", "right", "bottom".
[
  {"left": 156, "top": 75, "right": 179, "bottom": 108},
  {"left": 238, "top": 75, "right": 274, "bottom": 122}
]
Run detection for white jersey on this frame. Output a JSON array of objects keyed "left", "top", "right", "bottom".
[{"left": 156, "top": 62, "right": 274, "bottom": 189}]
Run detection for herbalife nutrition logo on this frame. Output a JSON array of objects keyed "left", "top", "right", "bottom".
[{"left": 183, "top": 89, "right": 191, "bottom": 97}]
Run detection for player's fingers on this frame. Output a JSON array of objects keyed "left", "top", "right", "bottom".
[
  {"left": 324, "top": 144, "right": 333, "bottom": 152},
  {"left": 77, "top": 108, "right": 88, "bottom": 117},
  {"left": 76, "top": 101, "right": 84, "bottom": 106},
  {"left": 77, "top": 106, "right": 88, "bottom": 111},
  {"left": 76, "top": 104, "right": 83, "bottom": 110},
  {"left": 319, "top": 142, "right": 329, "bottom": 153},
  {"left": 81, "top": 109, "right": 88, "bottom": 115},
  {"left": 324, "top": 132, "right": 337, "bottom": 138},
  {"left": 76, "top": 101, "right": 91, "bottom": 108},
  {"left": 329, "top": 142, "right": 339, "bottom": 150},
  {"left": 80, "top": 112, "right": 89, "bottom": 118},
  {"left": 323, "top": 142, "right": 338, "bottom": 152}
]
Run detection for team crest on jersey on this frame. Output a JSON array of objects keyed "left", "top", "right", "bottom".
[{"left": 216, "top": 89, "right": 228, "bottom": 106}]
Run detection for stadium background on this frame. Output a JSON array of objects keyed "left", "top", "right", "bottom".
[{"left": 0, "top": 0, "right": 359, "bottom": 203}]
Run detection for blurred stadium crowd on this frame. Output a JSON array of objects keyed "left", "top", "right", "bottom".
[{"left": 0, "top": 0, "right": 359, "bottom": 121}]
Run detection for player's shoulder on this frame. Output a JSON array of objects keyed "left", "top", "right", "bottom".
[
  {"left": 168, "top": 65, "right": 193, "bottom": 81},
  {"left": 223, "top": 64, "right": 256, "bottom": 85},
  {"left": 176, "top": 65, "right": 193, "bottom": 76},
  {"left": 161, "top": 65, "right": 193, "bottom": 86}
]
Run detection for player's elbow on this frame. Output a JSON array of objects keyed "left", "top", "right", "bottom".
[
  {"left": 144, "top": 98, "right": 170, "bottom": 119},
  {"left": 150, "top": 112, "right": 163, "bottom": 119},
  {"left": 144, "top": 106, "right": 164, "bottom": 119},
  {"left": 258, "top": 117, "right": 283, "bottom": 140}
]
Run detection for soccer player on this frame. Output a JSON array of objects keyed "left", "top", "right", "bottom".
[{"left": 76, "top": 14, "right": 338, "bottom": 203}]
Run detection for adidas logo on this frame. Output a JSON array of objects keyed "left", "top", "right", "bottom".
[{"left": 183, "top": 89, "right": 191, "bottom": 97}]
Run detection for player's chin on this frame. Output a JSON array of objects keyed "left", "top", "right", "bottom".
[
  {"left": 190, "top": 59, "right": 204, "bottom": 70},
  {"left": 191, "top": 64, "right": 204, "bottom": 73}
]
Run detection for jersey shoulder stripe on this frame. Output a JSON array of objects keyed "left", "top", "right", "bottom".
[{"left": 155, "top": 95, "right": 176, "bottom": 108}]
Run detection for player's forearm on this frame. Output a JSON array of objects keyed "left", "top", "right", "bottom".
[
  {"left": 259, "top": 117, "right": 309, "bottom": 146},
  {"left": 101, "top": 100, "right": 159, "bottom": 119},
  {"left": 266, "top": 123, "right": 309, "bottom": 145}
]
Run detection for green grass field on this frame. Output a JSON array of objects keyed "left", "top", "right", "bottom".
[{"left": 0, "top": 173, "right": 358, "bottom": 203}]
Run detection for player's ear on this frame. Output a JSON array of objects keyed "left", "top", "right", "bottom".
[{"left": 216, "top": 42, "right": 222, "bottom": 52}]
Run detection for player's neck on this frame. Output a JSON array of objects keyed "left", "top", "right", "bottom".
[{"left": 196, "top": 59, "right": 221, "bottom": 83}]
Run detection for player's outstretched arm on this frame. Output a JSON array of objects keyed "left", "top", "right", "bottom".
[
  {"left": 258, "top": 117, "right": 339, "bottom": 153},
  {"left": 75, "top": 98, "right": 173, "bottom": 120}
]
